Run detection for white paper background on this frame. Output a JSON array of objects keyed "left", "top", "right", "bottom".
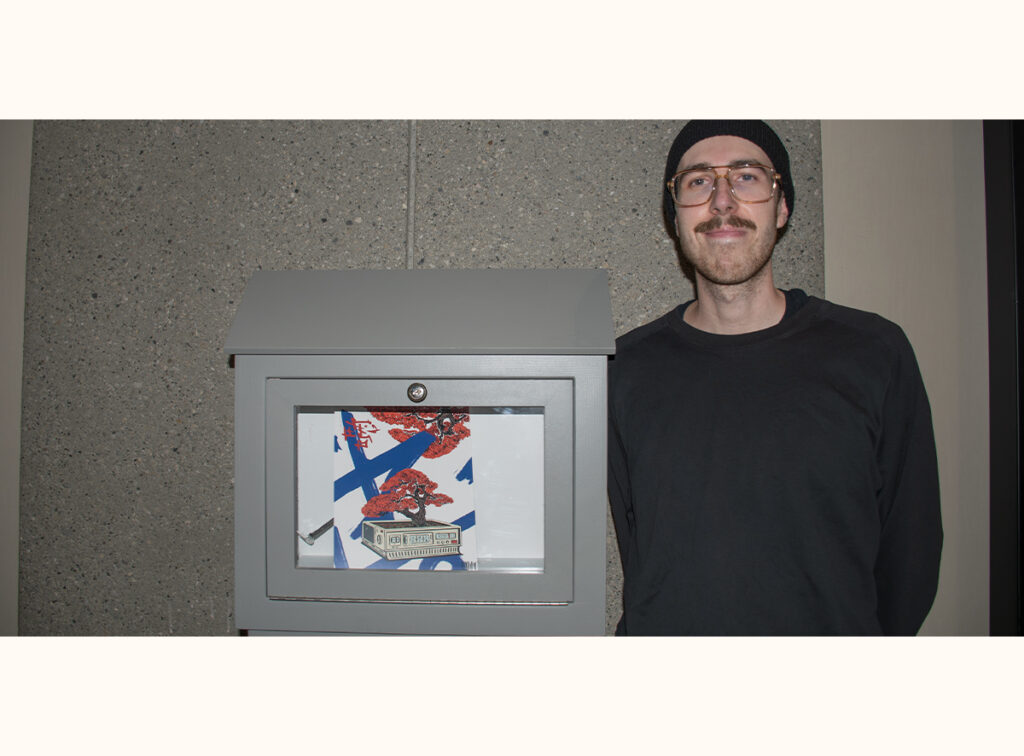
[{"left": 297, "top": 408, "right": 544, "bottom": 571}]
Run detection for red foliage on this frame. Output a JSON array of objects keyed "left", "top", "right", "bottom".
[
  {"left": 369, "top": 407, "right": 470, "bottom": 458},
  {"left": 361, "top": 468, "right": 454, "bottom": 525}
]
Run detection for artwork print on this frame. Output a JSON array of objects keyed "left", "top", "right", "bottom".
[{"left": 327, "top": 407, "right": 477, "bottom": 571}]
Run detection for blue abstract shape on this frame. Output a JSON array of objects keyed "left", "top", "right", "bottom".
[
  {"left": 334, "top": 414, "right": 434, "bottom": 503},
  {"left": 366, "top": 554, "right": 466, "bottom": 570},
  {"left": 333, "top": 411, "right": 480, "bottom": 571},
  {"left": 333, "top": 413, "right": 435, "bottom": 565},
  {"left": 419, "top": 555, "right": 466, "bottom": 570},
  {"left": 366, "top": 557, "right": 410, "bottom": 569}
]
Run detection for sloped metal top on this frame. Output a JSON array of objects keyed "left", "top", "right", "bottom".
[{"left": 225, "top": 269, "right": 615, "bottom": 356}]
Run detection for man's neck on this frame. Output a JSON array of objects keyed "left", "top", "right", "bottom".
[{"left": 684, "top": 273, "right": 786, "bottom": 335}]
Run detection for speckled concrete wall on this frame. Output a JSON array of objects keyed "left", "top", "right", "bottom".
[{"left": 19, "top": 120, "right": 822, "bottom": 635}]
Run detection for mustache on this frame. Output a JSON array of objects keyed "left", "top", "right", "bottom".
[{"left": 693, "top": 216, "right": 757, "bottom": 234}]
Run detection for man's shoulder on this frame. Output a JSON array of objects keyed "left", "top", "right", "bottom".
[
  {"left": 810, "top": 297, "right": 912, "bottom": 351},
  {"left": 615, "top": 308, "right": 684, "bottom": 354},
  {"left": 609, "top": 310, "right": 686, "bottom": 407}
]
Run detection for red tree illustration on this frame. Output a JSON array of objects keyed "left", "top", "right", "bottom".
[
  {"left": 361, "top": 468, "right": 454, "bottom": 527},
  {"left": 369, "top": 407, "right": 470, "bottom": 458}
]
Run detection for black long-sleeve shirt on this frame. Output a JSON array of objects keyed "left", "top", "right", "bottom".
[{"left": 608, "top": 292, "right": 942, "bottom": 635}]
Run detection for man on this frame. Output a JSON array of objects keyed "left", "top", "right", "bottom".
[{"left": 607, "top": 120, "right": 942, "bottom": 635}]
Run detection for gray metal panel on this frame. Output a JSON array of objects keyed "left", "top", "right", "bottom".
[
  {"left": 264, "top": 376, "right": 573, "bottom": 603},
  {"left": 234, "top": 354, "right": 608, "bottom": 635},
  {"left": 224, "top": 269, "right": 615, "bottom": 356}
]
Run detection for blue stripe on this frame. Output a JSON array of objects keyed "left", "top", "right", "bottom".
[
  {"left": 453, "top": 511, "right": 475, "bottom": 529},
  {"left": 333, "top": 414, "right": 435, "bottom": 564}
]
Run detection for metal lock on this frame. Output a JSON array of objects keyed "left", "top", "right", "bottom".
[{"left": 407, "top": 382, "right": 428, "bottom": 403}]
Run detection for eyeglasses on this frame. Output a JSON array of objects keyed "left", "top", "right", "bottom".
[{"left": 667, "top": 163, "right": 781, "bottom": 207}]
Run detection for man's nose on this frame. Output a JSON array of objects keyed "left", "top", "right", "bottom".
[{"left": 708, "top": 174, "right": 735, "bottom": 214}]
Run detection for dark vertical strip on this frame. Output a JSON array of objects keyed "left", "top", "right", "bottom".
[{"left": 984, "top": 120, "right": 1022, "bottom": 635}]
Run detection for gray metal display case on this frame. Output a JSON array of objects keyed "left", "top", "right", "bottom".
[{"left": 226, "top": 269, "right": 614, "bottom": 635}]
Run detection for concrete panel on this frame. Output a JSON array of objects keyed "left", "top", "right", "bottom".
[
  {"left": 415, "top": 121, "right": 692, "bottom": 334},
  {"left": 767, "top": 121, "right": 825, "bottom": 298},
  {"left": 19, "top": 121, "right": 407, "bottom": 634},
  {"left": 415, "top": 120, "right": 822, "bottom": 338}
]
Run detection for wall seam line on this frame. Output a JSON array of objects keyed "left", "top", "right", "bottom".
[{"left": 406, "top": 120, "right": 416, "bottom": 269}]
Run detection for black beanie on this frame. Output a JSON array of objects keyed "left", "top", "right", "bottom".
[{"left": 663, "top": 120, "right": 794, "bottom": 230}]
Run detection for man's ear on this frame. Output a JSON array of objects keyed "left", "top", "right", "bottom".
[{"left": 775, "top": 196, "right": 790, "bottom": 229}]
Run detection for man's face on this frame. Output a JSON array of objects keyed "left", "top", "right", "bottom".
[{"left": 673, "top": 135, "right": 789, "bottom": 287}]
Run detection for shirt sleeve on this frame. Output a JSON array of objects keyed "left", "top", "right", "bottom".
[{"left": 873, "top": 328, "right": 943, "bottom": 635}]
